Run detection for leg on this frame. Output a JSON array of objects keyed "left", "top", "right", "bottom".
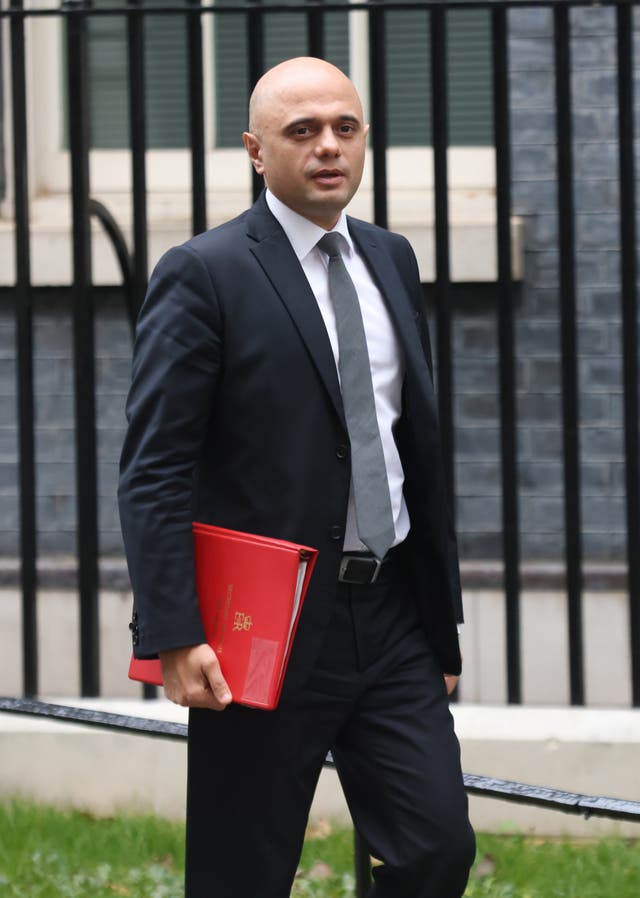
[
  {"left": 333, "top": 632, "right": 475, "bottom": 898},
  {"left": 184, "top": 573, "right": 373, "bottom": 898},
  {"left": 185, "top": 703, "right": 334, "bottom": 898}
]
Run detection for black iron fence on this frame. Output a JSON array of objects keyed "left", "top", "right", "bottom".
[
  {"left": 1, "top": 695, "right": 638, "bottom": 898},
  {"left": 0, "top": 0, "right": 639, "bottom": 705}
]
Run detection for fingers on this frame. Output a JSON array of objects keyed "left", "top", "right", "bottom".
[
  {"left": 160, "top": 644, "right": 232, "bottom": 711},
  {"left": 444, "top": 673, "right": 459, "bottom": 696}
]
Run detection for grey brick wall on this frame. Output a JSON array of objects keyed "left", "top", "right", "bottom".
[
  {"left": 452, "top": 5, "right": 634, "bottom": 562},
  {"left": 0, "top": 290, "right": 130, "bottom": 557},
  {"left": 1, "top": 6, "right": 637, "bottom": 564}
]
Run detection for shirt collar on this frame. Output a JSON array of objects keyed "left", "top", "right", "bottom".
[{"left": 265, "top": 189, "right": 354, "bottom": 262}]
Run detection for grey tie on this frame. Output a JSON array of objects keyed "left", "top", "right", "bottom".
[{"left": 318, "top": 232, "right": 396, "bottom": 560}]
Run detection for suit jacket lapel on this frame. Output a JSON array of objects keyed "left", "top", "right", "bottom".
[
  {"left": 349, "top": 220, "right": 435, "bottom": 395},
  {"left": 247, "top": 199, "right": 346, "bottom": 429}
]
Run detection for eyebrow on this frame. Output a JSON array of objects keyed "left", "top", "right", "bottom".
[{"left": 284, "top": 114, "right": 361, "bottom": 130}]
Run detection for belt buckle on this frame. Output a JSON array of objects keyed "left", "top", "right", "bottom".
[{"left": 339, "top": 555, "right": 382, "bottom": 585}]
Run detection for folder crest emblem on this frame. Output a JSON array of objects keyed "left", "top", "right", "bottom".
[{"left": 232, "top": 611, "right": 253, "bottom": 632}]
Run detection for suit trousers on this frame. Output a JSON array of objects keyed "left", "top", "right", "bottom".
[{"left": 185, "top": 552, "right": 475, "bottom": 898}]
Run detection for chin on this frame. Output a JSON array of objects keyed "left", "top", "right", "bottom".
[{"left": 309, "top": 190, "right": 350, "bottom": 213}]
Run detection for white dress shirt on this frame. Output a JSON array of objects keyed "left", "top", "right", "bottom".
[{"left": 265, "top": 189, "right": 410, "bottom": 552}]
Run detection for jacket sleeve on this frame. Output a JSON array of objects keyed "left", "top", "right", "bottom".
[
  {"left": 118, "top": 244, "right": 223, "bottom": 657},
  {"left": 390, "top": 233, "right": 464, "bottom": 626},
  {"left": 389, "top": 233, "right": 435, "bottom": 377}
]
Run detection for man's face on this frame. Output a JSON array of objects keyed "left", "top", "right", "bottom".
[{"left": 243, "top": 66, "right": 368, "bottom": 230}]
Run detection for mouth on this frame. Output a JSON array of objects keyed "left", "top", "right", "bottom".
[{"left": 311, "top": 169, "right": 346, "bottom": 186}]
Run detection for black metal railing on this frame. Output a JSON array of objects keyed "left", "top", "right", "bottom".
[
  {"left": 0, "top": 0, "right": 639, "bottom": 707},
  {"left": 1, "top": 696, "right": 639, "bottom": 898}
]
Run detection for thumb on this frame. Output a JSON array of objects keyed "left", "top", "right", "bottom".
[{"left": 201, "top": 650, "right": 233, "bottom": 706}]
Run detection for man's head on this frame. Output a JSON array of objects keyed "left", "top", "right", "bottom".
[{"left": 243, "top": 57, "right": 369, "bottom": 230}]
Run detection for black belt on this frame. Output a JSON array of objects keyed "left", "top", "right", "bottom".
[{"left": 338, "top": 551, "right": 392, "bottom": 585}]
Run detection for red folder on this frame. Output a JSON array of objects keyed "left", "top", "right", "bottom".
[{"left": 128, "top": 523, "right": 318, "bottom": 710}]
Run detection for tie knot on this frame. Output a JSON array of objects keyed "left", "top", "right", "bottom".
[{"left": 317, "top": 232, "right": 344, "bottom": 259}]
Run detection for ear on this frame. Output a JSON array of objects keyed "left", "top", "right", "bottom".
[{"left": 242, "top": 132, "right": 265, "bottom": 174}]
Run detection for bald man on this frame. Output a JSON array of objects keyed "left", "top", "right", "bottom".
[{"left": 119, "top": 57, "right": 475, "bottom": 897}]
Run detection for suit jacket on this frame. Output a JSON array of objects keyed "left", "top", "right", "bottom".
[{"left": 118, "top": 193, "right": 463, "bottom": 692}]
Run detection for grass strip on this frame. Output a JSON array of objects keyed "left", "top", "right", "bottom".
[{"left": 0, "top": 800, "right": 639, "bottom": 897}]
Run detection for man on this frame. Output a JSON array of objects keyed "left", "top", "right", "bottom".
[{"left": 119, "top": 57, "right": 475, "bottom": 897}]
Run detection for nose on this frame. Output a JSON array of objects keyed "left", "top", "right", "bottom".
[{"left": 315, "top": 125, "right": 340, "bottom": 157}]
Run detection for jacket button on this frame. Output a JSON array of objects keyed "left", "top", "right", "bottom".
[
  {"left": 329, "top": 524, "right": 343, "bottom": 541},
  {"left": 336, "top": 444, "right": 348, "bottom": 460}
]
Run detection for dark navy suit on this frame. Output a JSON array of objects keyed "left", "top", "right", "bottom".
[{"left": 119, "top": 194, "right": 474, "bottom": 897}]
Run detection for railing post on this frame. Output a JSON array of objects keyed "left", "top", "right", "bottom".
[
  {"left": 306, "top": 0, "right": 325, "bottom": 59},
  {"left": 368, "top": 0, "right": 388, "bottom": 229},
  {"left": 127, "top": 0, "right": 156, "bottom": 699},
  {"left": 127, "top": 0, "right": 149, "bottom": 319},
  {"left": 247, "top": 0, "right": 265, "bottom": 202},
  {"left": 10, "top": 0, "right": 38, "bottom": 697},
  {"left": 554, "top": 4, "right": 584, "bottom": 706},
  {"left": 430, "top": 5, "right": 455, "bottom": 506},
  {"left": 492, "top": 7, "right": 521, "bottom": 704},
  {"left": 64, "top": 0, "right": 100, "bottom": 697},
  {"left": 188, "top": 0, "right": 207, "bottom": 236},
  {"left": 616, "top": 3, "right": 640, "bottom": 708}
]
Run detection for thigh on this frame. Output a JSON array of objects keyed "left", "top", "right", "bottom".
[
  {"left": 332, "top": 634, "right": 473, "bottom": 897},
  {"left": 185, "top": 703, "right": 334, "bottom": 898}
]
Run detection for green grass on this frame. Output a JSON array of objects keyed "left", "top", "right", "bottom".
[
  {"left": 0, "top": 801, "right": 183, "bottom": 898},
  {"left": 463, "top": 833, "right": 640, "bottom": 898},
  {"left": 0, "top": 800, "right": 639, "bottom": 897}
]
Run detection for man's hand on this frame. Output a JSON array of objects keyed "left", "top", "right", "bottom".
[
  {"left": 160, "top": 644, "right": 232, "bottom": 711},
  {"left": 444, "top": 673, "right": 459, "bottom": 695},
  {"left": 444, "top": 642, "right": 462, "bottom": 695}
]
